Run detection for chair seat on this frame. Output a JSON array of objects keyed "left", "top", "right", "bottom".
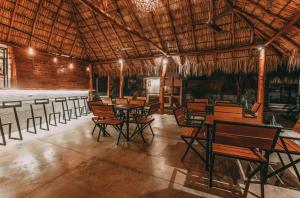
[
  {"left": 181, "top": 127, "right": 206, "bottom": 139},
  {"left": 213, "top": 143, "right": 266, "bottom": 162},
  {"left": 130, "top": 116, "right": 154, "bottom": 124},
  {"left": 96, "top": 118, "right": 123, "bottom": 125},
  {"left": 188, "top": 111, "right": 206, "bottom": 117},
  {"left": 275, "top": 138, "right": 300, "bottom": 154}
]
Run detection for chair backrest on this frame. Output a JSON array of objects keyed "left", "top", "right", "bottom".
[
  {"left": 101, "top": 97, "right": 112, "bottom": 105},
  {"left": 173, "top": 106, "right": 186, "bottom": 126},
  {"left": 34, "top": 99, "right": 49, "bottom": 105},
  {"left": 124, "top": 96, "right": 133, "bottom": 101},
  {"left": 214, "top": 121, "right": 281, "bottom": 151},
  {"left": 137, "top": 96, "right": 146, "bottom": 101},
  {"left": 215, "top": 100, "right": 231, "bottom": 105},
  {"left": 214, "top": 105, "right": 243, "bottom": 118},
  {"left": 146, "top": 103, "right": 160, "bottom": 116},
  {"left": 116, "top": 98, "right": 128, "bottom": 105},
  {"left": 250, "top": 102, "right": 261, "bottom": 113},
  {"left": 293, "top": 118, "right": 300, "bottom": 134},
  {"left": 2, "top": 101, "right": 22, "bottom": 108},
  {"left": 194, "top": 98, "right": 209, "bottom": 104},
  {"left": 187, "top": 102, "right": 207, "bottom": 116},
  {"left": 129, "top": 99, "right": 145, "bottom": 106},
  {"left": 90, "top": 104, "right": 116, "bottom": 118}
]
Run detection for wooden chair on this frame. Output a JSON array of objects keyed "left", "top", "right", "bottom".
[
  {"left": 214, "top": 100, "right": 231, "bottom": 105},
  {"left": 88, "top": 100, "right": 105, "bottom": 135},
  {"left": 186, "top": 102, "right": 207, "bottom": 120},
  {"left": 100, "top": 97, "right": 113, "bottom": 105},
  {"left": 136, "top": 96, "right": 147, "bottom": 101},
  {"left": 209, "top": 121, "right": 281, "bottom": 198},
  {"left": 116, "top": 98, "right": 128, "bottom": 105},
  {"left": 173, "top": 106, "right": 207, "bottom": 162},
  {"left": 89, "top": 104, "right": 125, "bottom": 145},
  {"left": 244, "top": 102, "right": 261, "bottom": 118},
  {"left": 124, "top": 96, "right": 133, "bottom": 101},
  {"left": 130, "top": 103, "right": 159, "bottom": 143},
  {"left": 194, "top": 98, "right": 209, "bottom": 104},
  {"left": 268, "top": 118, "right": 300, "bottom": 181},
  {"left": 214, "top": 105, "right": 243, "bottom": 118}
]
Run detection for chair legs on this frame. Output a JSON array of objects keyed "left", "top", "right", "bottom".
[
  {"left": 130, "top": 122, "right": 155, "bottom": 143},
  {"left": 209, "top": 154, "right": 215, "bottom": 187}
]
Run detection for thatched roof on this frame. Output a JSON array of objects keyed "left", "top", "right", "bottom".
[{"left": 0, "top": 0, "right": 300, "bottom": 76}]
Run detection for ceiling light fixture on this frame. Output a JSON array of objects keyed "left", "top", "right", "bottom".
[{"left": 28, "top": 47, "right": 34, "bottom": 56}]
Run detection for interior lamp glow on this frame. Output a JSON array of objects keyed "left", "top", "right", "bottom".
[
  {"left": 118, "top": 58, "right": 124, "bottom": 64},
  {"left": 28, "top": 47, "right": 34, "bottom": 56},
  {"left": 86, "top": 67, "right": 90, "bottom": 72},
  {"left": 68, "top": 63, "right": 74, "bottom": 69},
  {"left": 162, "top": 57, "right": 168, "bottom": 65},
  {"left": 258, "top": 46, "right": 264, "bottom": 51},
  {"left": 53, "top": 57, "right": 58, "bottom": 63}
]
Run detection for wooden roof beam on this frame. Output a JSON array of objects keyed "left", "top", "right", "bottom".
[
  {"left": 187, "top": 0, "right": 196, "bottom": 50},
  {"left": 245, "top": 0, "right": 300, "bottom": 30},
  {"left": 165, "top": 0, "right": 180, "bottom": 52},
  {"left": 94, "top": 44, "right": 261, "bottom": 64},
  {"left": 150, "top": 13, "right": 165, "bottom": 51},
  {"left": 7, "top": 0, "right": 19, "bottom": 41},
  {"left": 71, "top": 0, "right": 107, "bottom": 59},
  {"left": 77, "top": 0, "right": 167, "bottom": 56},
  {"left": 265, "top": 11, "right": 300, "bottom": 47},
  {"left": 29, "top": 0, "right": 45, "bottom": 46},
  {"left": 46, "top": 0, "right": 65, "bottom": 51}
]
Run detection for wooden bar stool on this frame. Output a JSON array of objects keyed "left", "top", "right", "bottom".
[
  {"left": 0, "top": 117, "right": 12, "bottom": 146},
  {"left": 2, "top": 101, "right": 23, "bottom": 140},
  {"left": 26, "top": 99, "right": 50, "bottom": 133}
]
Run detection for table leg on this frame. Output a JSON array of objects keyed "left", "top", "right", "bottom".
[{"left": 126, "top": 110, "right": 130, "bottom": 141}]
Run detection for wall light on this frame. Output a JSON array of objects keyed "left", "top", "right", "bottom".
[
  {"left": 28, "top": 47, "right": 34, "bottom": 56},
  {"left": 53, "top": 57, "right": 58, "bottom": 63},
  {"left": 258, "top": 46, "right": 264, "bottom": 51},
  {"left": 86, "top": 67, "right": 90, "bottom": 72},
  {"left": 118, "top": 58, "right": 124, "bottom": 64},
  {"left": 68, "top": 63, "right": 74, "bottom": 69}
]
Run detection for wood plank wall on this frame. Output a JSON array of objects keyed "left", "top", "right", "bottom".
[{"left": 13, "top": 47, "right": 89, "bottom": 89}]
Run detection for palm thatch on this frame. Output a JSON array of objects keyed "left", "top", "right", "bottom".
[{"left": 0, "top": 0, "right": 300, "bottom": 76}]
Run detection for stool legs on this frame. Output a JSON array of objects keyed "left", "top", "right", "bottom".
[
  {"left": 27, "top": 104, "right": 42, "bottom": 134},
  {"left": 9, "top": 107, "right": 23, "bottom": 140},
  {"left": 49, "top": 102, "right": 61, "bottom": 126},
  {"left": 0, "top": 118, "right": 7, "bottom": 146}
]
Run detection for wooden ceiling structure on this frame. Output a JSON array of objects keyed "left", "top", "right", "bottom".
[{"left": 0, "top": 0, "right": 300, "bottom": 77}]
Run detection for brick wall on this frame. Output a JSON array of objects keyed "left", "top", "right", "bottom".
[{"left": 13, "top": 47, "right": 89, "bottom": 89}]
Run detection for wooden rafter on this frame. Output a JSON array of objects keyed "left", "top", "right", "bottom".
[
  {"left": 46, "top": 0, "right": 65, "bottom": 51},
  {"left": 70, "top": 31, "right": 78, "bottom": 56},
  {"left": 211, "top": 0, "right": 216, "bottom": 49},
  {"left": 92, "top": 12, "right": 118, "bottom": 58},
  {"left": 59, "top": 11, "right": 74, "bottom": 51},
  {"left": 125, "top": 0, "right": 153, "bottom": 56},
  {"left": 69, "top": 0, "right": 96, "bottom": 60},
  {"left": 228, "top": 1, "right": 300, "bottom": 51},
  {"left": 165, "top": 0, "right": 180, "bottom": 52},
  {"left": 108, "top": 22, "right": 130, "bottom": 58},
  {"left": 78, "top": 0, "right": 167, "bottom": 56},
  {"left": 29, "top": 0, "right": 45, "bottom": 45},
  {"left": 150, "top": 13, "right": 165, "bottom": 51},
  {"left": 7, "top": 0, "right": 19, "bottom": 41},
  {"left": 187, "top": 0, "right": 196, "bottom": 50},
  {"left": 114, "top": 0, "right": 140, "bottom": 57},
  {"left": 265, "top": 11, "right": 300, "bottom": 47},
  {"left": 245, "top": 0, "right": 300, "bottom": 30},
  {"left": 94, "top": 44, "right": 261, "bottom": 64},
  {"left": 71, "top": 0, "right": 107, "bottom": 59}
]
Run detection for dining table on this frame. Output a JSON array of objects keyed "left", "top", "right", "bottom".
[{"left": 114, "top": 104, "right": 144, "bottom": 141}]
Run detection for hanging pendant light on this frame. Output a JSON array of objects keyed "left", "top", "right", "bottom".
[{"left": 132, "top": 0, "right": 159, "bottom": 12}]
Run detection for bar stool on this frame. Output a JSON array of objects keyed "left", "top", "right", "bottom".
[
  {"left": 0, "top": 117, "right": 12, "bottom": 146},
  {"left": 48, "top": 99, "right": 61, "bottom": 126},
  {"left": 68, "top": 96, "right": 81, "bottom": 119},
  {"left": 2, "top": 101, "right": 23, "bottom": 140},
  {"left": 80, "top": 96, "right": 89, "bottom": 115},
  {"left": 26, "top": 99, "right": 50, "bottom": 133},
  {"left": 53, "top": 97, "right": 71, "bottom": 124}
]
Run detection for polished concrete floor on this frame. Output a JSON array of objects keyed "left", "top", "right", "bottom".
[{"left": 0, "top": 114, "right": 300, "bottom": 198}]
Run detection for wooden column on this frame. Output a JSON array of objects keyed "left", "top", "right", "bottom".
[
  {"left": 107, "top": 75, "right": 110, "bottom": 97},
  {"left": 9, "top": 46, "right": 18, "bottom": 88},
  {"left": 160, "top": 63, "right": 168, "bottom": 113},
  {"left": 170, "top": 77, "right": 174, "bottom": 107},
  {"left": 257, "top": 48, "right": 266, "bottom": 123},
  {"left": 119, "top": 61, "right": 124, "bottom": 98},
  {"left": 88, "top": 64, "right": 93, "bottom": 100}
]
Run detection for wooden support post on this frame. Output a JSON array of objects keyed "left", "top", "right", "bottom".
[
  {"left": 119, "top": 61, "right": 124, "bottom": 98},
  {"left": 170, "top": 77, "right": 174, "bottom": 107},
  {"left": 160, "top": 62, "right": 168, "bottom": 113},
  {"left": 107, "top": 75, "right": 110, "bottom": 97},
  {"left": 9, "top": 46, "right": 17, "bottom": 88},
  {"left": 257, "top": 48, "right": 266, "bottom": 123},
  {"left": 88, "top": 64, "right": 93, "bottom": 100}
]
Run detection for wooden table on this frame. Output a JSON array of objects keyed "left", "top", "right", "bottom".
[{"left": 114, "top": 104, "right": 143, "bottom": 141}]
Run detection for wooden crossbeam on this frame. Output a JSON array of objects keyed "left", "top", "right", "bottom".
[
  {"left": 46, "top": 0, "right": 65, "bottom": 51},
  {"left": 7, "top": 0, "right": 19, "bottom": 41},
  {"left": 78, "top": 0, "right": 167, "bottom": 56},
  {"left": 29, "top": 0, "right": 45, "bottom": 45},
  {"left": 150, "top": 13, "right": 165, "bottom": 50},
  {"left": 165, "top": 0, "right": 180, "bottom": 52},
  {"left": 94, "top": 44, "right": 261, "bottom": 64},
  {"left": 187, "top": 0, "right": 196, "bottom": 50},
  {"left": 265, "top": 11, "right": 300, "bottom": 47}
]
